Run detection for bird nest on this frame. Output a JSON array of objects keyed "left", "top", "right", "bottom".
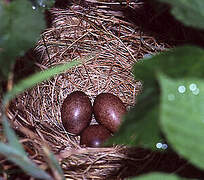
[{"left": 6, "top": 2, "right": 170, "bottom": 179}]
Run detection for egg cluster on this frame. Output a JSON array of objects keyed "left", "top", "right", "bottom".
[{"left": 61, "top": 91, "right": 127, "bottom": 148}]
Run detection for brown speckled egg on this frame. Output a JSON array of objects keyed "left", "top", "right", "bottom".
[
  {"left": 93, "top": 93, "right": 127, "bottom": 133},
  {"left": 61, "top": 91, "right": 92, "bottom": 135},
  {"left": 80, "top": 125, "right": 112, "bottom": 147}
]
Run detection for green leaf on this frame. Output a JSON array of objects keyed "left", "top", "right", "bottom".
[
  {"left": 129, "top": 172, "right": 183, "bottom": 180},
  {"left": 3, "top": 58, "right": 83, "bottom": 104},
  {"left": 107, "top": 87, "right": 162, "bottom": 149},
  {"left": 110, "top": 46, "right": 204, "bottom": 149},
  {"left": 158, "top": 0, "right": 204, "bottom": 29},
  {"left": 159, "top": 74, "right": 204, "bottom": 170},
  {"left": 0, "top": 0, "right": 45, "bottom": 77},
  {"left": 2, "top": 114, "right": 25, "bottom": 156},
  {"left": 133, "top": 46, "right": 204, "bottom": 84},
  {"left": 0, "top": 142, "right": 52, "bottom": 180}
]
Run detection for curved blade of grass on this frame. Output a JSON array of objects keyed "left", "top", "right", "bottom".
[
  {"left": 1, "top": 113, "right": 52, "bottom": 179},
  {"left": 1, "top": 54, "right": 93, "bottom": 178},
  {"left": 3, "top": 55, "right": 94, "bottom": 104},
  {"left": 2, "top": 113, "right": 25, "bottom": 155},
  {"left": 3, "top": 59, "right": 79, "bottom": 103},
  {"left": 43, "top": 147, "right": 65, "bottom": 180},
  {"left": 0, "top": 143, "right": 52, "bottom": 180}
]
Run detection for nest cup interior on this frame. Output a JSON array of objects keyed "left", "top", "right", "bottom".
[{"left": 7, "top": 3, "right": 170, "bottom": 179}]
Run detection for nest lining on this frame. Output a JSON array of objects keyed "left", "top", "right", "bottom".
[{"left": 6, "top": 3, "right": 171, "bottom": 179}]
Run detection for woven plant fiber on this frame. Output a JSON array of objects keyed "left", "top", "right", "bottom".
[{"left": 6, "top": 2, "right": 170, "bottom": 179}]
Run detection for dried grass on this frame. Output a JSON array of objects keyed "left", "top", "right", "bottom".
[{"left": 5, "top": 2, "right": 170, "bottom": 179}]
